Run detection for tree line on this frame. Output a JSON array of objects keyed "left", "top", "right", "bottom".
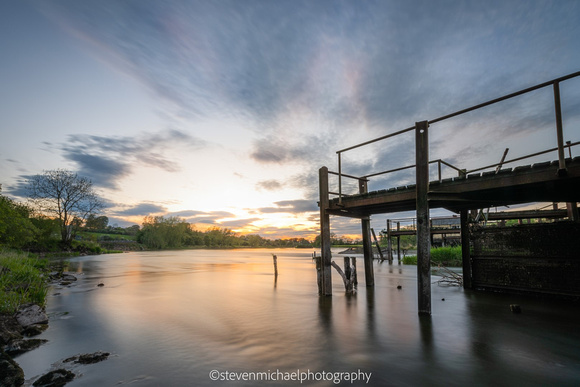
[
  {"left": 0, "top": 169, "right": 321, "bottom": 251},
  {"left": 136, "top": 215, "right": 315, "bottom": 249}
]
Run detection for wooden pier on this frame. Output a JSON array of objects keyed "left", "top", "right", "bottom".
[{"left": 318, "top": 71, "right": 580, "bottom": 315}]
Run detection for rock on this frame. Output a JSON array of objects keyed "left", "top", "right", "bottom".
[
  {"left": 0, "top": 315, "right": 23, "bottom": 346},
  {"left": 75, "top": 351, "right": 110, "bottom": 364},
  {"left": 0, "top": 348, "right": 24, "bottom": 387},
  {"left": 97, "top": 283, "right": 105, "bottom": 287},
  {"left": 4, "top": 338, "right": 48, "bottom": 357},
  {"left": 33, "top": 369, "right": 75, "bottom": 387},
  {"left": 16, "top": 304, "right": 48, "bottom": 327},
  {"left": 23, "top": 323, "right": 49, "bottom": 337},
  {"left": 60, "top": 274, "right": 77, "bottom": 282},
  {"left": 397, "top": 285, "right": 402, "bottom": 289},
  {"left": 510, "top": 304, "right": 522, "bottom": 314}
]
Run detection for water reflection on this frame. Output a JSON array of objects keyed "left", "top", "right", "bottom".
[{"left": 15, "top": 249, "right": 580, "bottom": 386}]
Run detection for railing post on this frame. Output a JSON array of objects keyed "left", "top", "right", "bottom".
[
  {"left": 337, "top": 152, "right": 343, "bottom": 204},
  {"left": 415, "top": 121, "right": 431, "bottom": 315},
  {"left": 319, "top": 167, "right": 332, "bottom": 296},
  {"left": 554, "top": 82, "right": 567, "bottom": 174}
]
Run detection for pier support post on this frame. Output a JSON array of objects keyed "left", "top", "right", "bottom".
[
  {"left": 387, "top": 220, "right": 393, "bottom": 263},
  {"left": 397, "top": 222, "right": 401, "bottom": 265},
  {"left": 415, "top": 121, "right": 431, "bottom": 315},
  {"left": 359, "top": 179, "right": 375, "bottom": 287},
  {"left": 319, "top": 167, "right": 332, "bottom": 296},
  {"left": 460, "top": 210, "right": 472, "bottom": 289}
]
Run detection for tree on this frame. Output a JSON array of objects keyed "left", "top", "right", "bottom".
[
  {"left": 27, "top": 169, "right": 104, "bottom": 245},
  {"left": 0, "top": 191, "right": 38, "bottom": 248},
  {"left": 85, "top": 214, "right": 109, "bottom": 230},
  {"left": 138, "top": 216, "right": 189, "bottom": 249}
]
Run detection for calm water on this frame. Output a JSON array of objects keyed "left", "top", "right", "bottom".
[{"left": 16, "top": 249, "right": 580, "bottom": 386}]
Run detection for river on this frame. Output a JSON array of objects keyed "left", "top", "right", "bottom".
[{"left": 16, "top": 249, "right": 580, "bottom": 386}]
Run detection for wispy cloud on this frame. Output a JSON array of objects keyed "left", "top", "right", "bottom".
[
  {"left": 113, "top": 202, "right": 167, "bottom": 216},
  {"left": 255, "top": 199, "right": 318, "bottom": 215},
  {"left": 52, "top": 129, "right": 204, "bottom": 189}
]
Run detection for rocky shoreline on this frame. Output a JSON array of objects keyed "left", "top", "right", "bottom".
[{"left": 0, "top": 272, "right": 110, "bottom": 386}]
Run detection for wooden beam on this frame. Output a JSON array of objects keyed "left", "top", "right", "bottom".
[{"left": 416, "top": 121, "right": 431, "bottom": 315}]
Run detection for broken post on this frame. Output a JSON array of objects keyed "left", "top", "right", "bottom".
[
  {"left": 351, "top": 257, "right": 358, "bottom": 285},
  {"left": 371, "top": 228, "right": 384, "bottom": 260},
  {"left": 416, "top": 121, "right": 431, "bottom": 315},
  {"left": 331, "top": 257, "right": 355, "bottom": 293},
  {"left": 272, "top": 254, "right": 278, "bottom": 277}
]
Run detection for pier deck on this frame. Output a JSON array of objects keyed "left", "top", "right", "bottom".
[{"left": 327, "top": 157, "right": 580, "bottom": 217}]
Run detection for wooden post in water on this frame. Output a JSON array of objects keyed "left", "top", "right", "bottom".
[
  {"left": 272, "top": 254, "right": 278, "bottom": 277},
  {"left": 371, "top": 228, "right": 384, "bottom": 260},
  {"left": 351, "top": 257, "right": 358, "bottom": 285},
  {"left": 415, "top": 121, "right": 431, "bottom": 315},
  {"left": 386, "top": 220, "right": 393, "bottom": 262},
  {"left": 397, "top": 222, "right": 401, "bottom": 265},
  {"left": 460, "top": 210, "right": 472, "bottom": 289},
  {"left": 319, "top": 167, "right": 332, "bottom": 296},
  {"left": 359, "top": 178, "right": 375, "bottom": 287}
]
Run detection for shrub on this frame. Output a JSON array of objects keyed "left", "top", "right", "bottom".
[{"left": 403, "top": 246, "right": 462, "bottom": 267}]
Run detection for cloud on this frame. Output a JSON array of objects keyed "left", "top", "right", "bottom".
[
  {"left": 113, "top": 203, "right": 167, "bottom": 216},
  {"left": 256, "top": 179, "right": 283, "bottom": 191},
  {"left": 256, "top": 199, "right": 318, "bottom": 215},
  {"left": 56, "top": 129, "right": 204, "bottom": 189},
  {"left": 218, "top": 218, "right": 261, "bottom": 229}
]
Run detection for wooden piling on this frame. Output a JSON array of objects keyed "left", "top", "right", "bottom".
[
  {"left": 319, "top": 167, "right": 332, "bottom": 296},
  {"left": 359, "top": 178, "right": 375, "bottom": 287},
  {"left": 397, "top": 222, "right": 401, "bottom": 265},
  {"left": 386, "top": 220, "right": 393, "bottom": 262},
  {"left": 331, "top": 258, "right": 354, "bottom": 293},
  {"left": 272, "top": 254, "right": 278, "bottom": 277},
  {"left": 415, "top": 121, "right": 431, "bottom": 315},
  {"left": 371, "top": 228, "right": 384, "bottom": 260},
  {"left": 460, "top": 210, "right": 472, "bottom": 289}
]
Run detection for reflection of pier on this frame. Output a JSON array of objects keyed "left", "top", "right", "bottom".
[{"left": 318, "top": 71, "right": 580, "bottom": 315}]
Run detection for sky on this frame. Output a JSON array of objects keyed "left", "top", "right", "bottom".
[{"left": 1, "top": 0, "right": 579, "bottom": 240}]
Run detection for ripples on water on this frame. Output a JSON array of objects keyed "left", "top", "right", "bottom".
[{"left": 16, "top": 249, "right": 580, "bottom": 386}]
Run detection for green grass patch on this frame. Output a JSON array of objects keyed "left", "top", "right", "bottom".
[
  {"left": 0, "top": 248, "right": 49, "bottom": 314},
  {"left": 403, "top": 246, "right": 462, "bottom": 267}
]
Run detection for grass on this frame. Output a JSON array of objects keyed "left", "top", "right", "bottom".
[
  {"left": 0, "top": 248, "right": 49, "bottom": 314},
  {"left": 402, "top": 246, "right": 462, "bottom": 267}
]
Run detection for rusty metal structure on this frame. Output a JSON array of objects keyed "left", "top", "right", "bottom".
[{"left": 318, "top": 71, "right": 580, "bottom": 315}]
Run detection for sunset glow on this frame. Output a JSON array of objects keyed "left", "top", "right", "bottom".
[{"left": 2, "top": 1, "right": 580, "bottom": 239}]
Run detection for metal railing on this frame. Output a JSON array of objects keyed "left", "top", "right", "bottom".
[{"left": 331, "top": 70, "right": 580, "bottom": 203}]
